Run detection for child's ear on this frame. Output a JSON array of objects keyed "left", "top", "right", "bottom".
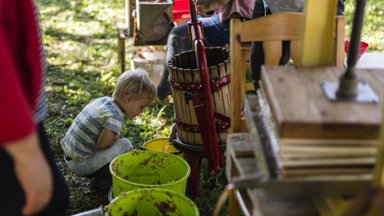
[{"left": 125, "top": 96, "right": 132, "bottom": 103}]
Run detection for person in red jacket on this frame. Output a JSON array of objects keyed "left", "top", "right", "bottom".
[{"left": 0, "top": 0, "right": 69, "bottom": 215}]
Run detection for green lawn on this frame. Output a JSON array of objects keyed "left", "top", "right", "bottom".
[{"left": 36, "top": 0, "right": 383, "bottom": 214}]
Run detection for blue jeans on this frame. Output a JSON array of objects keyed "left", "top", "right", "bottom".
[{"left": 157, "top": 14, "right": 230, "bottom": 100}]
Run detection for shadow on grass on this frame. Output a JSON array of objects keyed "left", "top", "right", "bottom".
[{"left": 44, "top": 27, "right": 117, "bottom": 48}]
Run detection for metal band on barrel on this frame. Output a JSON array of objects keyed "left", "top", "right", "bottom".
[
  {"left": 175, "top": 112, "right": 231, "bottom": 133},
  {"left": 169, "top": 74, "right": 231, "bottom": 92}
]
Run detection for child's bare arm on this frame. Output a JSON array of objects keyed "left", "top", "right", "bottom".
[{"left": 96, "top": 128, "right": 118, "bottom": 149}]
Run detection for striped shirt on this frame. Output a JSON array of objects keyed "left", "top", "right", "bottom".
[
  {"left": 33, "top": 3, "right": 48, "bottom": 123},
  {"left": 61, "top": 97, "right": 125, "bottom": 161}
]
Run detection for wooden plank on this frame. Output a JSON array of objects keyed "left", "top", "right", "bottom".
[
  {"left": 191, "top": 68, "right": 203, "bottom": 145},
  {"left": 280, "top": 139, "right": 378, "bottom": 146},
  {"left": 244, "top": 96, "right": 271, "bottom": 178},
  {"left": 183, "top": 67, "right": 198, "bottom": 145},
  {"left": 334, "top": 16, "right": 345, "bottom": 68},
  {"left": 230, "top": 18, "right": 247, "bottom": 132},
  {"left": 210, "top": 65, "right": 223, "bottom": 143},
  {"left": 280, "top": 157, "right": 375, "bottom": 168},
  {"left": 223, "top": 57, "right": 232, "bottom": 117},
  {"left": 290, "top": 40, "right": 302, "bottom": 65},
  {"left": 172, "top": 54, "right": 188, "bottom": 144},
  {"left": 281, "top": 168, "right": 372, "bottom": 176},
  {"left": 180, "top": 53, "right": 194, "bottom": 144},
  {"left": 280, "top": 145, "right": 377, "bottom": 158},
  {"left": 240, "top": 12, "right": 343, "bottom": 66},
  {"left": 117, "top": 28, "right": 126, "bottom": 72},
  {"left": 227, "top": 133, "right": 254, "bottom": 158},
  {"left": 261, "top": 66, "right": 384, "bottom": 139},
  {"left": 125, "top": 0, "right": 135, "bottom": 36},
  {"left": 226, "top": 151, "right": 239, "bottom": 182},
  {"left": 373, "top": 107, "right": 384, "bottom": 187},
  {"left": 260, "top": 66, "right": 284, "bottom": 133},
  {"left": 169, "top": 56, "right": 186, "bottom": 143},
  {"left": 263, "top": 41, "right": 282, "bottom": 65},
  {"left": 247, "top": 189, "right": 319, "bottom": 216},
  {"left": 228, "top": 190, "right": 241, "bottom": 216},
  {"left": 226, "top": 133, "right": 258, "bottom": 183},
  {"left": 279, "top": 173, "right": 372, "bottom": 181},
  {"left": 222, "top": 59, "right": 233, "bottom": 132},
  {"left": 240, "top": 13, "right": 303, "bottom": 42},
  {"left": 301, "top": 0, "right": 338, "bottom": 66}
]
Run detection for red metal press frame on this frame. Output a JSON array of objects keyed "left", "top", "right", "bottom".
[{"left": 186, "top": 0, "right": 221, "bottom": 172}]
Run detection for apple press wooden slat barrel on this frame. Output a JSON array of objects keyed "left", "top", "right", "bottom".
[{"left": 168, "top": 47, "right": 231, "bottom": 146}]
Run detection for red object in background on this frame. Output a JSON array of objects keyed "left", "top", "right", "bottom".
[
  {"left": 173, "top": 0, "right": 190, "bottom": 25},
  {"left": 344, "top": 40, "right": 369, "bottom": 60}
]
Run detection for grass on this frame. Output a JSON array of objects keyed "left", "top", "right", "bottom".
[{"left": 36, "top": 0, "right": 383, "bottom": 215}]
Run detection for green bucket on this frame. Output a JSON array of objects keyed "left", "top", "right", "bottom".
[
  {"left": 110, "top": 150, "right": 190, "bottom": 197},
  {"left": 105, "top": 188, "right": 199, "bottom": 216}
]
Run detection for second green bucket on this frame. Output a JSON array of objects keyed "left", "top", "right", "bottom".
[
  {"left": 105, "top": 188, "right": 199, "bottom": 216},
  {"left": 110, "top": 150, "right": 190, "bottom": 197}
]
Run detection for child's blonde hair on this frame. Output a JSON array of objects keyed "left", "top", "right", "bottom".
[{"left": 112, "top": 68, "right": 156, "bottom": 102}]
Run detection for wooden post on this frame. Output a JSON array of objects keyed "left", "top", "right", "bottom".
[
  {"left": 230, "top": 18, "right": 246, "bottom": 133},
  {"left": 372, "top": 107, "right": 384, "bottom": 187},
  {"left": 125, "top": 0, "right": 135, "bottom": 36},
  {"left": 228, "top": 190, "right": 240, "bottom": 216},
  {"left": 334, "top": 16, "right": 345, "bottom": 68},
  {"left": 300, "top": 0, "right": 338, "bottom": 66},
  {"left": 117, "top": 28, "right": 126, "bottom": 73}
]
